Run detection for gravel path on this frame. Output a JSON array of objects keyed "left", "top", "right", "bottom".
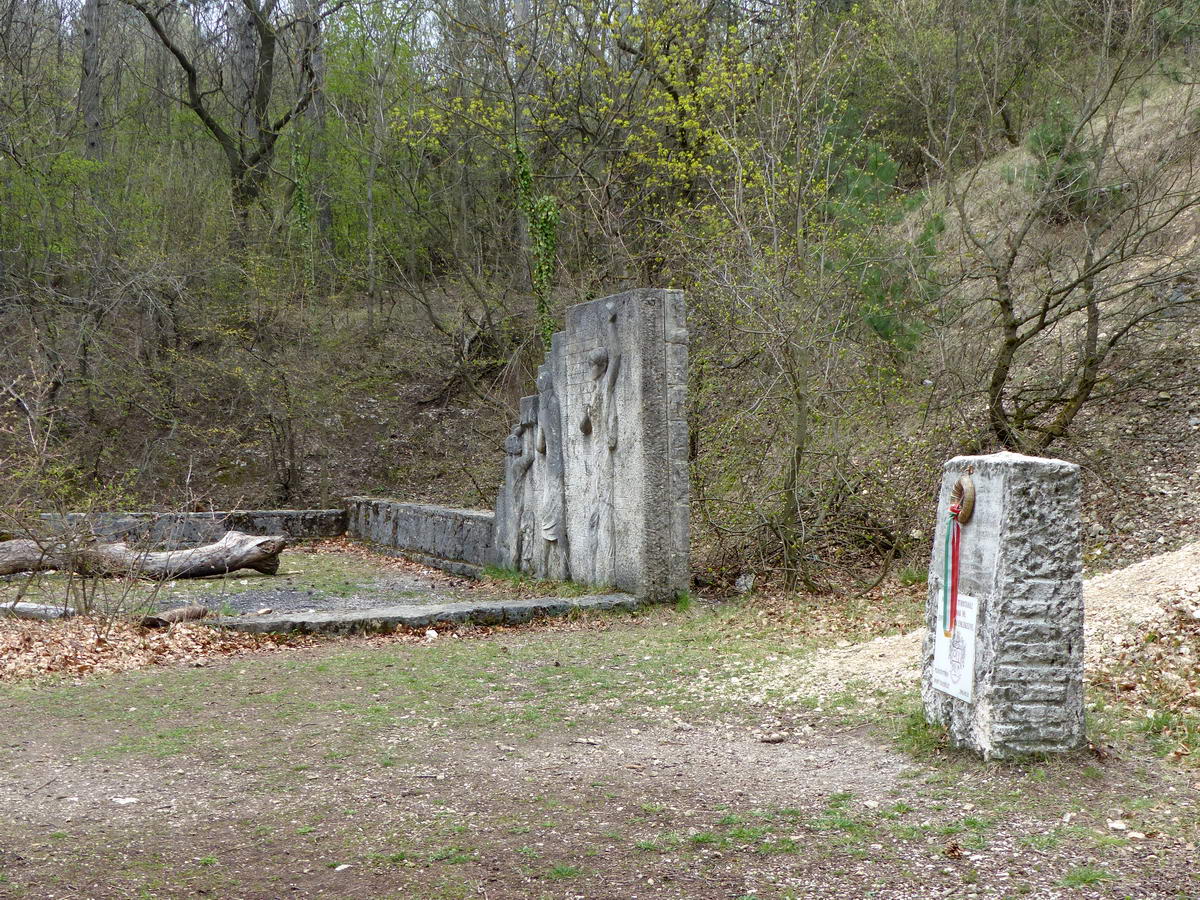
[
  {"left": 736, "top": 543, "right": 1200, "bottom": 704},
  {"left": 162, "top": 572, "right": 451, "bottom": 616},
  {"left": 1081, "top": 542, "right": 1199, "bottom": 660}
]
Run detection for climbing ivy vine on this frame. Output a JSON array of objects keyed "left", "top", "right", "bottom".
[{"left": 515, "top": 145, "right": 559, "bottom": 349}]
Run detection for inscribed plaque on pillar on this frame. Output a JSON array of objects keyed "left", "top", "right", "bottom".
[{"left": 932, "top": 592, "right": 977, "bottom": 702}]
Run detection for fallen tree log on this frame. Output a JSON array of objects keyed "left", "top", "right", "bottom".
[
  {"left": 0, "top": 531, "right": 287, "bottom": 580},
  {"left": 0, "top": 540, "right": 56, "bottom": 577},
  {"left": 141, "top": 604, "right": 211, "bottom": 628}
]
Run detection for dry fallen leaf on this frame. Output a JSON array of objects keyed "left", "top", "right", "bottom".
[{"left": 0, "top": 616, "right": 321, "bottom": 682}]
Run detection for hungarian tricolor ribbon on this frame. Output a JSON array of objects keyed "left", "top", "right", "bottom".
[{"left": 942, "top": 503, "right": 962, "bottom": 638}]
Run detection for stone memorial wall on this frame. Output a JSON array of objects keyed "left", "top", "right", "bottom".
[
  {"left": 32, "top": 290, "right": 690, "bottom": 601},
  {"left": 922, "top": 451, "right": 1085, "bottom": 759},
  {"left": 494, "top": 289, "right": 690, "bottom": 600}
]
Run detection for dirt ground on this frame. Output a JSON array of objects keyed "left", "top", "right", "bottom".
[{"left": 2, "top": 575, "right": 1199, "bottom": 900}]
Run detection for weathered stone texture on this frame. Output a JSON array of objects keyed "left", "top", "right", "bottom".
[
  {"left": 36, "top": 509, "right": 347, "bottom": 547},
  {"left": 922, "top": 451, "right": 1085, "bottom": 759},
  {"left": 220, "top": 592, "right": 641, "bottom": 635},
  {"left": 0, "top": 601, "right": 74, "bottom": 621},
  {"left": 344, "top": 498, "right": 495, "bottom": 577},
  {"left": 493, "top": 289, "right": 689, "bottom": 600}
]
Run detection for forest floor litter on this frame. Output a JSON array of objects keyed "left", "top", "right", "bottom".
[{"left": 1, "top": 545, "right": 1198, "bottom": 898}]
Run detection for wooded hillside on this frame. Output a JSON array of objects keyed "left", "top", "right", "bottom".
[{"left": 4, "top": 0, "right": 1200, "bottom": 585}]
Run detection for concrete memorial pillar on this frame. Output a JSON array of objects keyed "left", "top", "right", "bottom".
[{"left": 921, "top": 451, "right": 1085, "bottom": 759}]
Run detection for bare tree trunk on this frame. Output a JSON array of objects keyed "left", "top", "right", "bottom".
[
  {"left": 365, "top": 66, "right": 387, "bottom": 330},
  {"left": 1035, "top": 266, "right": 1103, "bottom": 451},
  {"left": 511, "top": 0, "right": 534, "bottom": 293},
  {"left": 298, "top": 0, "right": 332, "bottom": 253},
  {"left": 151, "top": 3, "right": 177, "bottom": 130},
  {"left": 229, "top": 1, "right": 262, "bottom": 245},
  {"left": 233, "top": 1, "right": 259, "bottom": 152},
  {"left": 366, "top": 134, "right": 378, "bottom": 330},
  {"left": 986, "top": 276, "right": 1023, "bottom": 451},
  {"left": 80, "top": 0, "right": 106, "bottom": 160}
]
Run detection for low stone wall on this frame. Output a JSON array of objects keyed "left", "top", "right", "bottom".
[
  {"left": 344, "top": 498, "right": 495, "bottom": 577},
  {"left": 28, "top": 502, "right": 496, "bottom": 578},
  {"left": 35, "top": 509, "right": 347, "bottom": 547}
]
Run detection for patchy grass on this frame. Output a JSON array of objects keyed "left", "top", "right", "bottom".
[
  {"left": 1088, "top": 695, "right": 1200, "bottom": 771},
  {"left": 890, "top": 701, "right": 947, "bottom": 757},
  {"left": 1059, "top": 865, "right": 1114, "bottom": 887},
  {"left": 429, "top": 847, "right": 473, "bottom": 864},
  {"left": 0, "top": 605, "right": 779, "bottom": 762},
  {"left": 1, "top": 590, "right": 1198, "bottom": 897},
  {"left": 479, "top": 565, "right": 592, "bottom": 597}
]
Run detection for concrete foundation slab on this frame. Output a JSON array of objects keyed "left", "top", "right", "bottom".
[{"left": 217, "top": 592, "right": 641, "bottom": 634}]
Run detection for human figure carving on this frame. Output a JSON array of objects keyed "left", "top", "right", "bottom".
[
  {"left": 536, "top": 365, "right": 569, "bottom": 580},
  {"left": 491, "top": 289, "right": 689, "bottom": 599},
  {"left": 495, "top": 411, "right": 536, "bottom": 569},
  {"left": 576, "top": 300, "right": 623, "bottom": 585}
]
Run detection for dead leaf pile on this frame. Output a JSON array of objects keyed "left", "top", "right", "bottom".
[
  {"left": 0, "top": 617, "right": 319, "bottom": 682},
  {"left": 722, "top": 581, "right": 926, "bottom": 643},
  {"left": 1092, "top": 589, "right": 1200, "bottom": 719}
]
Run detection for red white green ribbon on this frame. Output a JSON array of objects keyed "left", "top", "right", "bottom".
[{"left": 942, "top": 504, "right": 962, "bottom": 638}]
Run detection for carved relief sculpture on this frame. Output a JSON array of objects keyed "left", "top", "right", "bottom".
[{"left": 492, "top": 289, "right": 688, "bottom": 601}]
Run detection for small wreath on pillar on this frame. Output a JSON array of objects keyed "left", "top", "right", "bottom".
[{"left": 949, "top": 470, "right": 975, "bottom": 525}]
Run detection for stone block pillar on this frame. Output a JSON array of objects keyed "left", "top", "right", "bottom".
[{"left": 921, "top": 451, "right": 1085, "bottom": 759}]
